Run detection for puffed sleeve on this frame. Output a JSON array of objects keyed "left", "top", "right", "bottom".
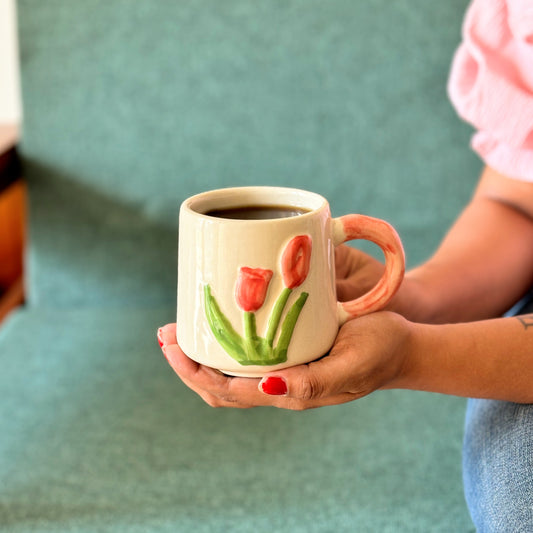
[{"left": 448, "top": 0, "right": 533, "bottom": 181}]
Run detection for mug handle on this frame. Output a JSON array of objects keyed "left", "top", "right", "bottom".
[{"left": 333, "top": 215, "right": 405, "bottom": 325}]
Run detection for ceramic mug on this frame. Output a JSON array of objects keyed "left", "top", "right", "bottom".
[{"left": 177, "top": 186, "right": 405, "bottom": 377}]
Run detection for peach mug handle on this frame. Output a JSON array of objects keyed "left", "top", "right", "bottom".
[{"left": 332, "top": 215, "right": 405, "bottom": 325}]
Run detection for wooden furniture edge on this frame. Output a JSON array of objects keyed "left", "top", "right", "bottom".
[
  {"left": 0, "top": 276, "right": 24, "bottom": 323},
  {"left": 0, "top": 123, "right": 24, "bottom": 323},
  {"left": 0, "top": 124, "right": 21, "bottom": 194}
]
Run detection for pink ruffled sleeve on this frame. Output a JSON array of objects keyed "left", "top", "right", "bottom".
[{"left": 448, "top": 0, "right": 533, "bottom": 181}]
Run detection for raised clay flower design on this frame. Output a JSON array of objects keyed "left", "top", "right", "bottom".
[
  {"left": 204, "top": 235, "right": 312, "bottom": 366},
  {"left": 235, "top": 267, "right": 273, "bottom": 312},
  {"left": 281, "top": 235, "right": 312, "bottom": 289}
]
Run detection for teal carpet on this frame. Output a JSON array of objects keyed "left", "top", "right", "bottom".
[{"left": 0, "top": 307, "right": 472, "bottom": 532}]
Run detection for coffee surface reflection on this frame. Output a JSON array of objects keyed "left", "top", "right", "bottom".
[{"left": 205, "top": 205, "right": 311, "bottom": 220}]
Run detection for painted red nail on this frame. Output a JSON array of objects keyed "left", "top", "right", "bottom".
[
  {"left": 260, "top": 376, "right": 288, "bottom": 396},
  {"left": 157, "top": 328, "right": 164, "bottom": 348}
]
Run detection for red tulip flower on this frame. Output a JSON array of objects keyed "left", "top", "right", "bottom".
[
  {"left": 281, "top": 235, "right": 312, "bottom": 289},
  {"left": 235, "top": 267, "right": 273, "bottom": 312}
]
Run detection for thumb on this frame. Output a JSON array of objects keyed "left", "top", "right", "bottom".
[{"left": 257, "top": 350, "right": 352, "bottom": 403}]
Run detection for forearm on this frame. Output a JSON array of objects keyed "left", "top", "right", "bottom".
[
  {"left": 394, "top": 314, "right": 533, "bottom": 403},
  {"left": 394, "top": 167, "right": 533, "bottom": 323}
]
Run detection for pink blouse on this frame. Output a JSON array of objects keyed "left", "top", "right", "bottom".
[{"left": 448, "top": 0, "right": 533, "bottom": 181}]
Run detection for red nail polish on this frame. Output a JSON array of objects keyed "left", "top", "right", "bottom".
[
  {"left": 260, "top": 376, "right": 288, "bottom": 396},
  {"left": 157, "top": 328, "right": 164, "bottom": 348}
]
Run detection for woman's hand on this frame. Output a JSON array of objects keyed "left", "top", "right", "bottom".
[
  {"left": 334, "top": 244, "right": 427, "bottom": 321},
  {"left": 157, "top": 312, "right": 413, "bottom": 410},
  {"left": 334, "top": 244, "right": 385, "bottom": 302},
  {"left": 158, "top": 245, "right": 416, "bottom": 411}
]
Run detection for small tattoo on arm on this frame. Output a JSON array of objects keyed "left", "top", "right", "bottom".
[{"left": 516, "top": 314, "right": 533, "bottom": 330}]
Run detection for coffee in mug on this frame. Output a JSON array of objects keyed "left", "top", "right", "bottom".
[{"left": 205, "top": 205, "right": 311, "bottom": 220}]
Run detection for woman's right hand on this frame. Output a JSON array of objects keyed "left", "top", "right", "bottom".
[
  {"left": 335, "top": 244, "right": 426, "bottom": 322},
  {"left": 335, "top": 244, "right": 385, "bottom": 301}
]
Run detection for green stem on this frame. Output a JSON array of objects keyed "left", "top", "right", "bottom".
[
  {"left": 274, "top": 292, "right": 309, "bottom": 362},
  {"left": 244, "top": 311, "right": 258, "bottom": 361},
  {"left": 265, "top": 287, "right": 292, "bottom": 347},
  {"left": 244, "top": 311, "right": 257, "bottom": 339}
]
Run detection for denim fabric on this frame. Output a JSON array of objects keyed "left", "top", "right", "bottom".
[
  {"left": 463, "top": 295, "right": 533, "bottom": 532},
  {"left": 463, "top": 400, "right": 533, "bottom": 532}
]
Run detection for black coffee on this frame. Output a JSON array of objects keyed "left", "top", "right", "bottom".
[{"left": 205, "top": 204, "right": 311, "bottom": 220}]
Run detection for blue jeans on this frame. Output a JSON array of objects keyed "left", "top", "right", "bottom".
[
  {"left": 463, "top": 400, "right": 533, "bottom": 532},
  {"left": 463, "top": 295, "right": 533, "bottom": 532}
]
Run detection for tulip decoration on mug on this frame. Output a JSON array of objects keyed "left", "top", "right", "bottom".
[
  {"left": 177, "top": 186, "right": 405, "bottom": 377},
  {"left": 204, "top": 235, "right": 312, "bottom": 366}
]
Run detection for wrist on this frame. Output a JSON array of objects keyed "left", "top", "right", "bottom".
[
  {"left": 371, "top": 312, "right": 421, "bottom": 391},
  {"left": 387, "top": 272, "right": 437, "bottom": 323},
  {"left": 385, "top": 317, "right": 427, "bottom": 391}
]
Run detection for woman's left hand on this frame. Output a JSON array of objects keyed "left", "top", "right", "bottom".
[{"left": 157, "top": 312, "right": 413, "bottom": 410}]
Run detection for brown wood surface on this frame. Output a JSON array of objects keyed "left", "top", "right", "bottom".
[
  {"left": 0, "top": 179, "right": 25, "bottom": 287},
  {"left": 0, "top": 123, "right": 24, "bottom": 322}
]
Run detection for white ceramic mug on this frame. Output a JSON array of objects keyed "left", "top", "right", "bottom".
[{"left": 177, "top": 186, "right": 405, "bottom": 377}]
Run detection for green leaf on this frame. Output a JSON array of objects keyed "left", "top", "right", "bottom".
[{"left": 204, "top": 285, "right": 246, "bottom": 362}]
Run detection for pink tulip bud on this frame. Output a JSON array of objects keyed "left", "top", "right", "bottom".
[
  {"left": 281, "top": 235, "right": 312, "bottom": 289},
  {"left": 235, "top": 267, "right": 273, "bottom": 312}
]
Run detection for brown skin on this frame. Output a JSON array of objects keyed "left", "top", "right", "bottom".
[{"left": 158, "top": 166, "right": 533, "bottom": 409}]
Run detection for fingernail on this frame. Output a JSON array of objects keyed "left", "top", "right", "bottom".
[
  {"left": 259, "top": 376, "right": 288, "bottom": 396},
  {"left": 157, "top": 328, "right": 165, "bottom": 348}
]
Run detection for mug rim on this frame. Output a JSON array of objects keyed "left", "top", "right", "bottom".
[{"left": 181, "top": 186, "right": 329, "bottom": 222}]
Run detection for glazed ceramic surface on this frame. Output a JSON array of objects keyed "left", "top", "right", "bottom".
[{"left": 177, "top": 187, "right": 404, "bottom": 377}]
